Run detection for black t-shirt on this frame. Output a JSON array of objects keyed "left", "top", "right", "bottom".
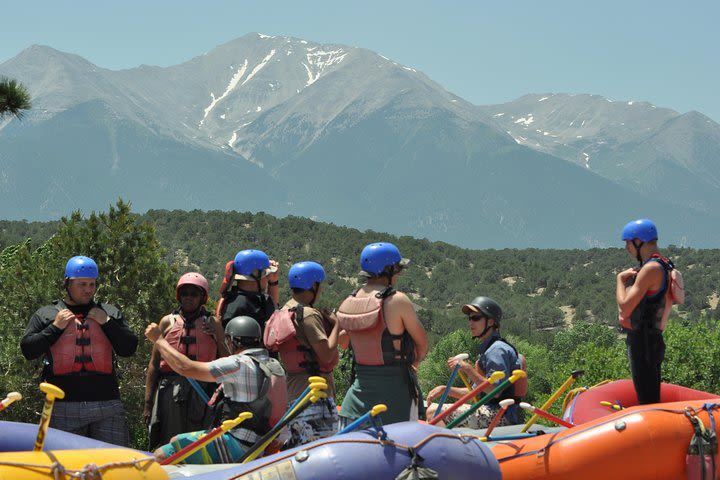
[{"left": 220, "top": 289, "right": 276, "bottom": 332}]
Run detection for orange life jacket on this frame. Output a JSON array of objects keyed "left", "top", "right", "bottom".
[
  {"left": 159, "top": 312, "right": 218, "bottom": 374},
  {"left": 336, "top": 287, "right": 413, "bottom": 366},
  {"left": 265, "top": 306, "right": 338, "bottom": 374},
  {"left": 50, "top": 309, "right": 113, "bottom": 375}
]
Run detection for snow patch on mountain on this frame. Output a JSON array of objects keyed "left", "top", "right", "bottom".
[
  {"left": 304, "top": 48, "right": 347, "bottom": 86},
  {"left": 199, "top": 60, "right": 249, "bottom": 127},
  {"left": 242, "top": 50, "right": 276, "bottom": 86}
]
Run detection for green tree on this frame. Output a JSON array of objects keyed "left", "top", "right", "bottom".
[{"left": 0, "top": 77, "right": 31, "bottom": 119}]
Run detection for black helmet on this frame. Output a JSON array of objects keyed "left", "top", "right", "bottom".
[
  {"left": 461, "top": 296, "right": 502, "bottom": 323},
  {"left": 225, "top": 316, "right": 262, "bottom": 345}
]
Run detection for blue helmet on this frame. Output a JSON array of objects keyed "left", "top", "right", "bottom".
[
  {"left": 233, "top": 250, "right": 271, "bottom": 279},
  {"left": 64, "top": 256, "right": 99, "bottom": 279},
  {"left": 621, "top": 219, "right": 658, "bottom": 242},
  {"left": 360, "top": 242, "right": 408, "bottom": 275},
  {"left": 288, "top": 261, "right": 326, "bottom": 290}
]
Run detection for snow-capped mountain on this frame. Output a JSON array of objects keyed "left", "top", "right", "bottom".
[{"left": 1, "top": 34, "right": 719, "bottom": 248}]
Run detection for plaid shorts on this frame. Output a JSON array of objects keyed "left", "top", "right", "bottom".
[{"left": 51, "top": 399, "right": 129, "bottom": 447}]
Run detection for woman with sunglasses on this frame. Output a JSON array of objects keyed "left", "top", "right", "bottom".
[
  {"left": 144, "top": 272, "right": 228, "bottom": 450},
  {"left": 425, "top": 296, "right": 524, "bottom": 428}
]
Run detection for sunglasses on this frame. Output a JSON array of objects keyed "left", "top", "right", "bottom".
[
  {"left": 179, "top": 289, "right": 202, "bottom": 298},
  {"left": 468, "top": 314, "right": 488, "bottom": 322}
]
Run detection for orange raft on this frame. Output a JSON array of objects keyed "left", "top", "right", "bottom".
[{"left": 492, "top": 399, "right": 720, "bottom": 480}]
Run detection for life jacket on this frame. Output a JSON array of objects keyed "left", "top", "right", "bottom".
[
  {"left": 619, "top": 254, "right": 684, "bottom": 332},
  {"left": 50, "top": 303, "right": 113, "bottom": 375},
  {"left": 159, "top": 311, "right": 218, "bottom": 374},
  {"left": 214, "top": 352, "right": 287, "bottom": 436},
  {"left": 336, "top": 287, "right": 414, "bottom": 366},
  {"left": 482, "top": 336, "right": 528, "bottom": 401},
  {"left": 264, "top": 305, "right": 338, "bottom": 374}
]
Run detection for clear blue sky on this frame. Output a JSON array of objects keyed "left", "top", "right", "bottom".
[{"left": 3, "top": 1, "right": 718, "bottom": 122}]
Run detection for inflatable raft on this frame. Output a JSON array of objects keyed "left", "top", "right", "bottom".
[{"left": 0, "top": 421, "right": 501, "bottom": 480}]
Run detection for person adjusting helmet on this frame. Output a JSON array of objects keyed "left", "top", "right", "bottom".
[
  {"left": 217, "top": 249, "right": 279, "bottom": 330},
  {"left": 175, "top": 272, "right": 210, "bottom": 304},
  {"left": 617, "top": 218, "right": 678, "bottom": 405},
  {"left": 145, "top": 314, "right": 286, "bottom": 464},
  {"left": 336, "top": 242, "right": 428, "bottom": 426},
  {"left": 270, "top": 260, "right": 340, "bottom": 449},
  {"left": 21, "top": 256, "right": 138, "bottom": 447},
  {"left": 621, "top": 219, "right": 658, "bottom": 264},
  {"left": 146, "top": 271, "right": 224, "bottom": 450},
  {"left": 64, "top": 255, "right": 99, "bottom": 280}
]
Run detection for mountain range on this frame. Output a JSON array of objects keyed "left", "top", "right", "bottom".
[{"left": 1, "top": 33, "right": 719, "bottom": 249}]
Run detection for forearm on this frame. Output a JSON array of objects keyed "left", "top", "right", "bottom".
[
  {"left": 154, "top": 338, "right": 215, "bottom": 382},
  {"left": 102, "top": 315, "right": 139, "bottom": 357}
]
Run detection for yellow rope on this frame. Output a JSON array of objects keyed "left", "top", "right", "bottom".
[
  {"left": 0, "top": 456, "right": 156, "bottom": 479},
  {"left": 561, "top": 379, "right": 612, "bottom": 413}
]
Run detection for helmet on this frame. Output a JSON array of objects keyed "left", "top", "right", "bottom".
[
  {"left": 176, "top": 272, "right": 209, "bottom": 303},
  {"left": 225, "top": 316, "right": 262, "bottom": 344},
  {"left": 64, "top": 256, "right": 99, "bottom": 280},
  {"left": 360, "top": 242, "right": 408, "bottom": 275},
  {"left": 621, "top": 219, "right": 658, "bottom": 242},
  {"left": 233, "top": 250, "right": 271, "bottom": 280},
  {"left": 288, "top": 261, "right": 326, "bottom": 289},
  {"left": 461, "top": 296, "right": 503, "bottom": 323}
]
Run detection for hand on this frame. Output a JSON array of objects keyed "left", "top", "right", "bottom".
[
  {"left": 53, "top": 309, "right": 77, "bottom": 329},
  {"left": 447, "top": 358, "right": 473, "bottom": 374},
  {"left": 617, "top": 268, "right": 637, "bottom": 283},
  {"left": 145, "top": 323, "right": 163, "bottom": 343},
  {"left": 426, "top": 385, "right": 446, "bottom": 403},
  {"left": 267, "top": 260, "right": 280, "bottom": 284},
  {"left": 87, "top": 307, "right": 109, "bottom": 325},
  {"left": 143, "top": 406, "right": 152, "bottom": 426}
]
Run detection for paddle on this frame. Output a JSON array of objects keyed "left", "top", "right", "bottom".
[
  {"left": 458, "top": 371, "right": 479, "bottom": 403},
  {"left": 0, "top": 392, "right": 22, "bottom": 413},
  {"left": 520, "top": 369, "right": 583, "bottom": 433},
  {"left": 483, "top": 398, "right": 515, "bottom": 438},
  {"left": 239, "top": 381, "right": 329, "bottom": 463},
  {"left": 519, "top": 402, "right": 574, "bottom": 428},
  {"left": 34, "top": 383, "right": 65, "bottom": 451},
  {"left": 428, "top": 371, "right": 506, "bottom": 426},
  {"left": 279, "top": 376, "right": 326, "bottom": 423},
  {"left": 432, "top": 353, "right": 469, "bottom": 420},
  {"left": 186, "top": 378, "right": 211, "bottom": 404},
  {"left": 446, "top": 370, "right": 526, "bottom": 429},
  {"left": 337, "top": 404, "right": 387, "bottom": 435}
]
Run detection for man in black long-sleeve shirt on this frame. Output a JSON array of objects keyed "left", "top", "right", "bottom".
[{"left": 20, "top": 255, "right": 138, "bottom": 446}]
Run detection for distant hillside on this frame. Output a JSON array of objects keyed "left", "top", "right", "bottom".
[
  {"left": 2, "top": 35, "right": 720, "bottom": 248},
  {"left": 3, "top": 209, "right": 717, "bottom": 344}
]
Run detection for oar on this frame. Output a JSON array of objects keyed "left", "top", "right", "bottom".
[
  {"left": 34, "top": 383, "right": 65, "bottom": 451},
  {"left": 519, "top": 402, "right": 574, "bottom": 428},
  {"left": 520, "top": 369, "right": 583, "bottom": 433},
  {"left": 186, "top": 378, "right": 211, "bottom": 404},
  {"left": 483, "top": 399, "right": 515, "bottom": 438},
  {"left": 160, "top": 412, "right": 253, "bottom": 465},
  {"left": 279, "top": 376, "right": 326, "bottom": 423},
  {"left": 432, "top": 353, "right": 469, "bottom": 419},
  {"left": 446, "top": 370, "right": 527, "bottom": 429},
  {"left": 480, "top": 432, "right": 541, "bottom": 442},
  {"left": 458, "top": 371, "right": 479, "bottom": 403},
  {"left": 0, "top": 392, "right": 22, "bottom": 413},
  {"left": 240, "top": 383, "right": 328, "bottom": 463},
  {"left": 428, "top": 371, "right": 505, "bottom": 426},
  {"left": 337, "top": 404, "right": 387, "bottom": 435}
]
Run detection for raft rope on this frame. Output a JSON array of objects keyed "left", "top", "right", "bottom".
[
  {"left": 561, "top": 379, "right": 611, "bottom": 423},
  {"left": 229, "top": 431, "right": 481, "bottom": 479},
  {"left": 495, "top": 403, "right": 720, "bottom": 464},
  {"left": 0, "top": 456, "right": 156, "bottom": 480}
]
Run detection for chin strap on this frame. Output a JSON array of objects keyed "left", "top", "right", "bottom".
[{"left": 632, "top": 240, "right": 645, "bottom": 266}]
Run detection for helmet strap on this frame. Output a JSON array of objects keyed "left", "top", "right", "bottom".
[
  {"left": 308, "top": 285, "right": 318, "bottom": 307},
  {"left": 632, "top": 240, "right": 644, "bottom": 266},
  {"left": 473, "top": 319, "right": 496, "bottom": 339}
]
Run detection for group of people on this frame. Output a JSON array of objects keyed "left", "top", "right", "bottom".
[{"left": 19, "top": 217, "right": 677, "bottom": 463}]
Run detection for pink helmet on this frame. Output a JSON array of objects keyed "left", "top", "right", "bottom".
[{"left": 176, "top": 272, "right": 209, "bottom": 304}]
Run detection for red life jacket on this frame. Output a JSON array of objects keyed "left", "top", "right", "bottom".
[
  {"left": 265, "top": 305, "right": 338, "bottom": 374},
  {"left": 336, "top": 287, "right": 412, "bottom": 366},
  {"left": 50, "top": 310, "right": 113, "bottom": 375},
  {"left": 159, "top": 312, "right": 218, "bottom": 374}
]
